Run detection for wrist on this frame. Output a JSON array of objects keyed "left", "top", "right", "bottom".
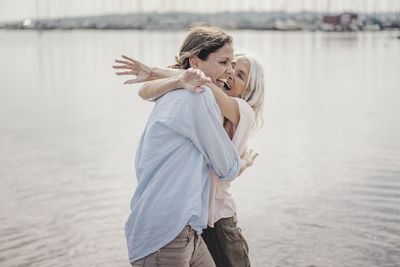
[
  {"left": 240, "top": 158, "right": 248, "bottom": 168},
  {"left": 169, "top": 74, "right": 183, "bottom": 89},
  {"left": 176, "top": 72, "right": 186, "bottom": 88},
  {"left": 149, "top": 67, "right": 154, "bottom": 79},
  {"left": 149, "top": 66, "right": 160, "bottom": 79}
]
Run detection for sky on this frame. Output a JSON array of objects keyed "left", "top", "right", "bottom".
[{"left": 0, "top": 0, "right": 399, "bottom": 22}]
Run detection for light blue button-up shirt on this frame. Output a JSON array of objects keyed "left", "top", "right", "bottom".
[{"left": 125, "top": 87, "right": 240, "bottom": 262}]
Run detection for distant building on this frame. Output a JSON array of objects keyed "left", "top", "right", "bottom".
[{"left": 322, "top": 13, "right": 360, "bottom": 31}]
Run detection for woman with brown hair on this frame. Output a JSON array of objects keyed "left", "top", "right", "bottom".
[
  {"left": 117, "top": 26, "right": 244, "bottom": 267},
  {"left": 114, "top": 26, "right": 265, "bottom": 266}
]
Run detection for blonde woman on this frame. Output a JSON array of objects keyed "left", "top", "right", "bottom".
[{"left": 114, "top": 46, "right": 265, "bottom": 267}]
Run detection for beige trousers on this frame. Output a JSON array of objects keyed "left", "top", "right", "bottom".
[{"left": 131, "top": 225, "right": 216, "bottom": 267}]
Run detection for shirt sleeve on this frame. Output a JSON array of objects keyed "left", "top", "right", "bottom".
[{"left": 181, "top": 87, "right": 240, "bottom": 182}]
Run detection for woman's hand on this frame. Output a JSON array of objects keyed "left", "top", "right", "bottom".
[
  {"left": 178, "top": 68, "right": 210, "bottom": 94},
  {"left": 239, "top": 148, "right": 259, "bottom": 176},
  {"left": 113, "top": 55, "right": 152, "bottom": 84}
]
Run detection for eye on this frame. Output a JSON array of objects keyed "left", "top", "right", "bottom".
[
  {"left": 219, "top": 61, "right": 228, "bottom": 65},
  {"left": 237, "top": 73, "right": 244, "bottom": 80}
]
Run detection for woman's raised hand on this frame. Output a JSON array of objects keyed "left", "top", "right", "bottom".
[
  {"left": 179, "top": 68, "right": 211, "bottom": 94},
  {"left": 113, "top": 55, "right": 152, "bottom": 84}
]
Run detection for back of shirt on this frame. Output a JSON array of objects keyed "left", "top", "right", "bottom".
[{"left": 125, "top": 87, "right": 240, "bottom": 263}]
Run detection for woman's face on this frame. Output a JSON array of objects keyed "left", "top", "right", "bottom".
[
  {"left": 194, "top": 42, "right": 234, "bottom": 89},
  {"left": 223, "top": 56, "right": 251, "bottom": 98}
]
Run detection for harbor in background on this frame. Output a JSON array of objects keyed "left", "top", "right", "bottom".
[{"left": 1, "top": 11, "right": 400, "bottom": 32}]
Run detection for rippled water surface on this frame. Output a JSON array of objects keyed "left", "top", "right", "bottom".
[{"left": 0, "top": 30, "right": 399, "bottom": 266}]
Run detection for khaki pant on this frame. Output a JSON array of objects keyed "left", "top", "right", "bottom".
[
  {"left": 131, "top": 226, "right": 216, "bottom": 267},
  {"left": 201, "top": 214, "right": 250, "bottom": 267}
]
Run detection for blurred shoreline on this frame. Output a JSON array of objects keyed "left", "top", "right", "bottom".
[{"left": 1, "top": 11, "right": 400, "bottom": 32}]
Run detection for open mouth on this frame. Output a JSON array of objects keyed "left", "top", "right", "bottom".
[{"left": 217, "top": 78, "right": 231, "bottom": 90}]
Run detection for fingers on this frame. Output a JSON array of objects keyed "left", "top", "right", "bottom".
[
  {"left": 121, "top": 55, "right": 138, "bottom": 63},
  {"left": 193, "top": 86, "right": 206, "bottom": 94},
  {"left": 248, "top": 152, "right": 258, "bottom": 167},
  {"left": 116, "top": 71, "right": 134, "bottom": 75},
  {"left": 240, "top": 147, "right": 248, "bottom": 157},
  {"left": 193, "top": 69, "right": 206, "bottom": 78},
  {"left": 124, "top": 79, "right": 140, "bottom": 84},
  {"left": 115, "top": 59, "right": 133, "bottom": 65},
  {"left": 112, "top": 64, "right": 133, "bottom": 70},
  {"left": 201, "top": 77, "right": 209, "bottom": 83},
  {"left": 241, "top": 147, "right": 259, "bottom": 166},
  {"left": 183, "top": 69, "right": 208, "bottom": 88},
  {"left": 185, "top": 68, "right": 206, "bottom": 79}
]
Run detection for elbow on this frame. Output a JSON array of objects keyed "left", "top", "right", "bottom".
[
  {"left": 218, "top": 156, "right": 241, "bottom": 182},
  {"left": 138, "top": 84, "right": 149, "bottom": 100}
]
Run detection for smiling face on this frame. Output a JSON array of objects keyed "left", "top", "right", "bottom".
[
  {"left": 190, "top": 42, "right": 234, "bottom": 89},
  {"left": 223, "top": 56, "right": 251, "bottom": 98}
]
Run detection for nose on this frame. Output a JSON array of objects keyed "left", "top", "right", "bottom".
[{"left": 226, "top": 62, "right": 233, "bottom": 74}]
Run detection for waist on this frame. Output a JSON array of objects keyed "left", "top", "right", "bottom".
[{"left": 215, "top": 213, "right": 238, "bottom": 226}]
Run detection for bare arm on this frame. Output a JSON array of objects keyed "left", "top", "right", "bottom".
[
  {"left": 150, "top": 66, "right": 184, "bottom": 80},
  {"left": 113, "top": 55, "right": 240, "bottom": 125},
  {"left": 139, "top": 76, "right": 182, "bottom": 100},
  {"left": 113, "top": 55, "right": 183, "bottom": 83},
  {"left": 205, "top": 81, "right": 240, "bottom": 127},
  {"left": 139, "top": 69, "right": 210, "bottom": 100},
  {"left": 140, "top": 77, "right": 240, "bottom": 126}
]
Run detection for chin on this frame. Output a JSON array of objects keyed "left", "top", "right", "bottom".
[{"left": 223, "top": 89, "right": 232, "bottom": 96}]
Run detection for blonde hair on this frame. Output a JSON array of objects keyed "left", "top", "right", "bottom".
[
  {"left": 235, "top": 53, "right": 265, "bottom": 136},
  {"left": 170, "top": 26, "right": 233, "bottom": 69}
]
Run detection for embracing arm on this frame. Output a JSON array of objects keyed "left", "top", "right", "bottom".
[
  {"left": 150, "top": 66, "right": 184, "bottom": 79},
  {"left": 113, "top": 55, "right": 240, "bottom": 126},
  {"left": 184, "top": 89, "right": 241, "bottom": 181},
  {"left": 139, "top": 75, "right": 185, "bottom": 100},
  {"left": 140, "top": 76, "right": 240, "bottom": 126},
  {"left": 139, "top": 69, "right": 209, "bottom": 100},
  {"left": 205, "top": 82, "right": 240, "bottom": 127},
  {"left": 113, "top": 55, "right": 183, "bottom": 83}
]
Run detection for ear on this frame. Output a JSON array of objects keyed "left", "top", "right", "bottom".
[{"left": 189, "top": 55, "right": 200, "bottom": 69}]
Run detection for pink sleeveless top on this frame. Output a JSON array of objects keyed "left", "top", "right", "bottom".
[{"left": 208, "top": 98, "right": 255, "bottom": 227}]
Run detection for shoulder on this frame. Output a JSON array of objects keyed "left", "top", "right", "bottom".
[
  {"left": 233, "top": 98, "right": 255, "bottom": 125},
  {"left": 167, "top": 86, "right": 219, "bottom": 113},
  {"left": 155, "top": 87, "right": 220, "bottom": 121},
  {"left": 158, "top": 87, "right": 214, "bottom": 103}
]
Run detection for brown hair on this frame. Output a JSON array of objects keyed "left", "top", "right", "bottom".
[{"left": 170, "top": 26, "right": 233, "bottom": 69}]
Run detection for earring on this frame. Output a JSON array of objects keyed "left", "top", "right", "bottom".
[{"left": 241, "top": 89, "right": 248, "bottom": 99}]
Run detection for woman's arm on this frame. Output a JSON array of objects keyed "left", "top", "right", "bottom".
[
  {"left": 113, "top": 55, "right": 183, "bottom": 83},
  {"left": 141, "top": 75, "right": 240, "bottom": 125},
  {"left": 150, "top": 66, "right": 184, "bottom": 80},
  {"left": 205, "top": 81, "right": 240, "bottom": 127},
  {"left": 139, "top": 68, "right": 209, "bottom": 100},
  {"left": 113, "top": 55, "right": 240, "bottom": 126},
  {"left": 140, "top": 76, "right": 240, "bottom": 126}
]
